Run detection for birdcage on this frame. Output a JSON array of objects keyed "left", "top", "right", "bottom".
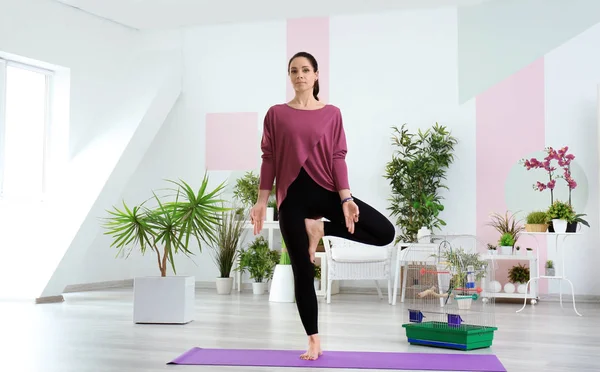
[{"left": 401, "top": 235, "right": 498, "bottom": 351}]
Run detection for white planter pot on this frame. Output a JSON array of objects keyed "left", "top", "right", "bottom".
[
  {"left": 253, "top": 282, "right": 267, "bottom": 295},
  {"left": 133, "top": 276, "right": 195, "bottom": 324},
  {"left": 269, "top": 265, "right": 295, "bottom": 302},
  {"left": 417, "top": 227, "right": 431, "bottom": 243},
  {"left": 500, "top": 246, "right": 513, "bottom": 255},
  {"left": 527, "top": 250, "right": 534, "bottom": 257},
  {"left": 314, "top": 279, "right": 320, "bottom": 292},
  {"left": 546, "top": 268, "right": 555, "bottom": 276},
  {"left": 552, "top": 219, "right": 567, "bottom": 233},
  {"left": 215, "top": 277, "right": 233, "bottom": 295},
  {"left": 266, "top": 207, "right": 274, "bottom": 222},
  {"left": 517, "top": 283, "right": 528, "bottom": 294}
]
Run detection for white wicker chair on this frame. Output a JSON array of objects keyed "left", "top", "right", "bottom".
[{"left": 321, "top": 236, "right": 394, "bottom": 304}]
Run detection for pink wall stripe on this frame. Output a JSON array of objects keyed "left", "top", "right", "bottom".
[
  {"left": 476, "top": 58, "right": 547, "bottom": 293},
  {"left": 286, "top": 17, "right": 330, "bottom": 102}
]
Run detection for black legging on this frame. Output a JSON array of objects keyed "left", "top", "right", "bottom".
[{"left": 278, "top": 167, "right": 396, "bottom": 335}]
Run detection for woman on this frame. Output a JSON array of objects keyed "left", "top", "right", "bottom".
[{"left": 249, "top": 51, "right": 395, "bottom": 361}]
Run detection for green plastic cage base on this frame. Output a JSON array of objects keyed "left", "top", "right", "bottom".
[{"left": 402, "top": 321, "right": 498, "bottom": 351}]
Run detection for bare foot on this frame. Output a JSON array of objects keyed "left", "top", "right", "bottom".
[
  {"left": 300, "top": 335, "right": 323, "bottom": 361},
  {"left": 305, "top": 219, "right": 324, "bottom": 264}
]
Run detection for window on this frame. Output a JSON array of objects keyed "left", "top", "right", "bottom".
[{"left": 0, "top": 58, "right": 52, "bottom": 199}]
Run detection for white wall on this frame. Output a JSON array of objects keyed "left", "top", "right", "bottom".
[
  {"left": 544, "top": 22, "right": 600, "bottom": 295},
  {"left": 73, "top": 8, "right": 476, "bottom": 290},
  {"left": 0, "top": 0, "right": 182, "bottom": 299}
]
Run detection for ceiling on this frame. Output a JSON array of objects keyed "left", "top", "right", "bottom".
[{"left": 54, "top": 0, "right": 492, "bottom": 30}]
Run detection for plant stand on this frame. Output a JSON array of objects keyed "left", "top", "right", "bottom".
[
  {"left": 516, "top": 232, "right": 583, "bottom": 316},
  {"left": 269, "top": 265, "right": 295, "bottom": 303},
  {"left": 133, "top": 276, "right": 195, "bottom": 324}
]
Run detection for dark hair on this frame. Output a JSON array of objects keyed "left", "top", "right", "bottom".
[{"left": 288, "top": 51, "right": 320, "bottom": 101}]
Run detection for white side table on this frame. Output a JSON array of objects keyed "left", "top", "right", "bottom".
[{"left": 516, "top": 232, "right": 583, "bottom": 316}]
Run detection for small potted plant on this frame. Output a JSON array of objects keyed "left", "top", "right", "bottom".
[
  {"left": 498, "top": 232, "right": 515, "bottom": 255},
  {"left": 545, "top": 260, "right": 555, "bottom": 276},
  {"left": 268, "top": 198, "right": 278, "bottom": 221},
  {"left": 526, "top": 247, "right": 534, "bottom": 257},
  {"left": 515, "top": 246, "right": 521, "bottom": 255},
  {"left": 488, "top": 211, "right": 524, "bottom": 246},
  {"left": 233, "top": 171, "right": 276, "bottom": 221},
  {"left": 547, "top": 201, "right": 574, "bottom": 233},
  {"left": 566, "top": 212, "right": 589, "bottom": 233},
  {"left": 525, "top": 211, "right": 548, "bottom": 232},
  {"left": 237, "top": 236, "right": 280, "bottom": 295},
  {"left": 487, "top": 243, "right": 497, "bottom": 256},
  {"left": 508, "top": 263, "right": 530, "bottom": 294},
  {"left": 210, "top": 205, "right": 247, "bottom": 295}
]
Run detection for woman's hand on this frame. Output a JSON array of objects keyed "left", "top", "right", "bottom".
[
  {"left": 250, "top": 202, "right": 266, "bottom": 235},
  {"left": 343, "top": 200, "right": 359, "bottom": 234}
]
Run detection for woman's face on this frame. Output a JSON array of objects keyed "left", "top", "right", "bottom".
[{"left": 288, "top": 57, "right": 318, "bottom": 94}]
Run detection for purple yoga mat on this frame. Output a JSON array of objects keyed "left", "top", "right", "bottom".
[{"left": 167, "top": 347, "right": 506, "bottom": 371}]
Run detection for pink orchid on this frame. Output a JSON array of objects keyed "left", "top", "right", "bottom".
[{"left": 521, "top": 146, "right": 577, "bottom": 206}]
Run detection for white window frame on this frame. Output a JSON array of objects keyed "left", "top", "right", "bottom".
[{"left": 0, "top": 57, "right": 54, "bottom": 199}]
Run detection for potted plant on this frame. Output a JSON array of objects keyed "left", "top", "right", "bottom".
[
  {"left": 498, "top": 233, "right": 515, "bottom": 255},
  {"left": 545, "top": 260, "right": 555, "bottom": 276},
  {"left": 237, "top": 236, "right": 280, "bottom": 295},
  {"left": 508, "top": 263, "right": 530, "bottom": 294},
  {"left": 267, "top": 198, "right": 278, "bottom": 221},
  {"left": 384, "top": 123, "right": 457, "bottom": 243},
  {"left": 233, "top": 171, "right": 276, "bottom": 221},
  {"left": 566, "top": 213, "right": 589, "bottom": 233},
  {"left": 488, "top": 211, "right": 524, "bottom": 246},
  {"left": 210, "top": 205, "right": 247, "bottom": 295},
  {"left": 547, "top": 200, "right": 574, "bottom": 233},
  {"left": 526, "top": 247, "right": 534, "bottom": 257},
  {"left": 525, "top": 211, "right": 548, "bottom": 232},
  {"left": 487, "top": 244, "right": 497, "bottom": 256},
  {"left": 102, "top": 175, "right": 227, "bottom": 324},
  {"left": 269, "top": 239, "right": 295, "bottom": 303}
]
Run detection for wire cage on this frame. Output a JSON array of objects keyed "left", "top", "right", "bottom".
[{"left": 401, "top": 235, "right": 498, "bottom": 351}]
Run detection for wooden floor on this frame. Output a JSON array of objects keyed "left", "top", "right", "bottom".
[{"left": 2, "top": 288, "right": 599, "bottom": 372}]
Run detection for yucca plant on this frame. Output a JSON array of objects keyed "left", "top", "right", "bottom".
[
  {"left": 102, "top": 173, "right": 229, "bottom": 277},
  {"left": 210, "top": 204, "right": 247, "bottom": 278}
]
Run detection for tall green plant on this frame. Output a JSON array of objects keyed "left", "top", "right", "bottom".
[
  {"left": 102, "top": 174, "right": 228, "bottom": 277},
  {"left": 384, "top": 123, "right": 458, "bottom": 243},
  {"left": 210, "top": 205, "right": 247, "bottom": 278}
]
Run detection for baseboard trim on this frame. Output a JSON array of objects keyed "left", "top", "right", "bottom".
[
  {"left": 56, "top": 280, "right": 600, "bottom": 303},
  {"left": 35, "top": 295, "right": 64, "bottom": 304},
  {"left": 63, "top": 279, "right": 133, "bottom": 293}
]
